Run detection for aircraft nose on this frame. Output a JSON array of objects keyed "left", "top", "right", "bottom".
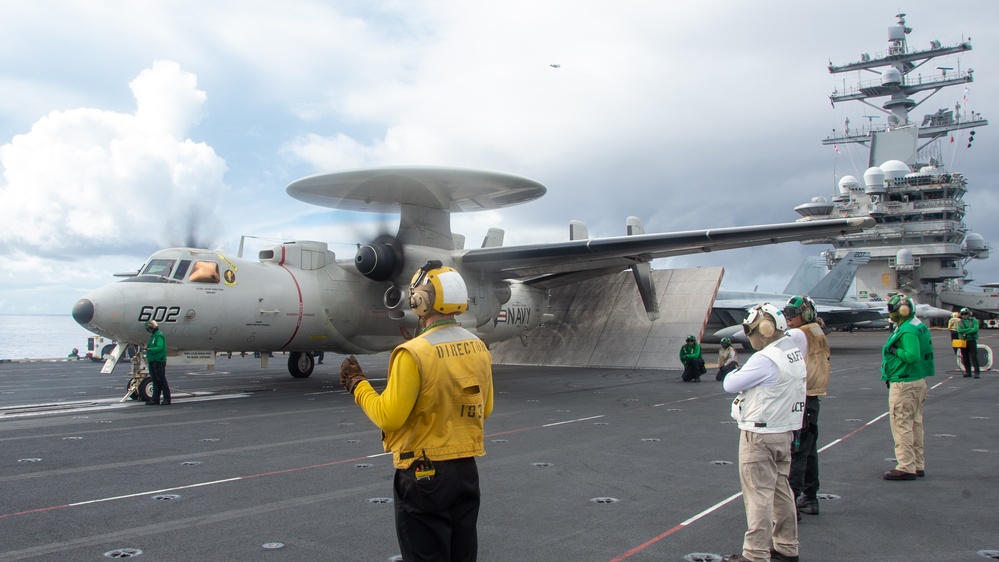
[{"left": 72, "top": 298, "right": 95, "bottom": 326}]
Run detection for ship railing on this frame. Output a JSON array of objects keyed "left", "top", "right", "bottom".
[
  {"left": 830, "top": 70, "right": 973, "bottom": 99},
  {"left": 824, "top": 113, "right": 984, "bottom": 143},
  {"left": 911, "top": 200, "right": 963, "bottom": 211}
]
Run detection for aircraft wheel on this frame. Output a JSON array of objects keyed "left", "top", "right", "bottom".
[
  {"left": 289, "top": 352, "right": 315, "bottom": 378},
  {"left": 137, "top": 377, "right": 154, "bottom": 401}
]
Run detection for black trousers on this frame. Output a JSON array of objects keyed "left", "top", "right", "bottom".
[
  {"left": 681, "top": 358, "right": 705, "bottom": 382},
  {"left": 394, "top": 457, "right": 480, "bottom": 562},
  {"left": 716, "top": 362, "right": 738, "bottom": 381},
  {"left": 789, "top": 396, "right": 820, "bottom": 499},
  {"left": 961, "top": 340, "right": 980, "bottom": 376},
  {"left": 148, "top": 361, "right": 170, "bottom": 403}
]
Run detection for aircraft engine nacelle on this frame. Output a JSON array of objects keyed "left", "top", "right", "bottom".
[{"left": 355, "top": 235, "right": 403, "bottom": 282}]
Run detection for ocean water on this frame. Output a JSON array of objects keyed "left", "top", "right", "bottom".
[{"left": 0, "top": 315, "right": 99, "bottom": 360}]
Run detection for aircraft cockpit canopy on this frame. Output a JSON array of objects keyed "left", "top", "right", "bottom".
[{"left": 132, "top": 253, "right": 221, "bottom": 284}]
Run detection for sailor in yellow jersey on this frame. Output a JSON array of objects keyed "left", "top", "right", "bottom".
[{"left": 340, "top": 260, "right": 494, "bottom": 562}]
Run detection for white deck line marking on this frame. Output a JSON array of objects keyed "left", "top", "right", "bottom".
[
  {"left": 67, "top": 478, "right": 242, "bottom": 507},
  {"left": 542, "top": 415, "right": 605, "bottom": 427},
  {"left": 680, "top": 491, "right": 744, "bottom": 526}
]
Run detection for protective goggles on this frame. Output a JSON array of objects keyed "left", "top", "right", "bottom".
[
  {"left": 783, "top": 296, "right": 811, "bottom": 320},
  {"left": 783, "top": 306, "right": 802, "bottom": 320}
]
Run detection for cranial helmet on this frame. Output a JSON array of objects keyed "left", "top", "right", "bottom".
[
  {"left": 960, "top": 307, "right": 971, "bottom": 315},
  {"left": 784, "top": 295, "right": 817, "bottom": 324},
  {"left": 952, "top": 311, "right": 961, "bottom": 318},
  {"left": 720, "top": 337, "right": 732, "bottom": 346},
  {"left": 686, "top": 334, "right": 696, "bottom": 343},
  {"left": 742, "top": 303, "right": 787, "bottom": 340},
  {"left": 887, "top": 294, "right": 914, "bottom": 320},
  {"left": 145, "top": 320, "right": 158, "bottom": 333},
  {"left": 409, "top": 260, "right": 468, "bottom": 317}
]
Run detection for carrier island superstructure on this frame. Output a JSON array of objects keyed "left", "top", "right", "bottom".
[{"left": 794, "top": 13, "right": 991, "bottom": 312}]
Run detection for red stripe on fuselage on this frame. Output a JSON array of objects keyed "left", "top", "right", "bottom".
[{"left": 278, "top": 261, "right": 305, "bottom": 350}]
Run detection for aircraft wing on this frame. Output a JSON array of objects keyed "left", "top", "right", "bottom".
[{"left": 457, "top": 217, "right": 874, "bottom": 286}]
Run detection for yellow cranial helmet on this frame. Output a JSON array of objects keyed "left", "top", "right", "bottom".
[{"left": 409, "top": 260, "right": 468, "bottom": 317}]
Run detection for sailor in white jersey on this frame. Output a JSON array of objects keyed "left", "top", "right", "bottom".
[{"left": 721, "top": 303, "right": 806, "bottom": 562}]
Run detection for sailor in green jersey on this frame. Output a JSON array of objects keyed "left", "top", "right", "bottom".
[{"left": 880, "top": 294, "right": 934, "bottom": 480}]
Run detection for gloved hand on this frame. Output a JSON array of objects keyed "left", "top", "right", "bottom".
[{"left": 339, "top": 355, "right": 367, "bottom": 394}]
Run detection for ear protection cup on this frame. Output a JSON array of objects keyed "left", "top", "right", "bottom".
[
  {"left": 801, "top": 306, "right": 817, "bottom": 323},
  {"left": 898, "top": 303, "right": 911, "bottom": 317},
  {"left": 409, "top": 288, "right": 433, "bottom": 317},
  {"left": 759, "top": 319, "right": 776, "bottom": 338}
]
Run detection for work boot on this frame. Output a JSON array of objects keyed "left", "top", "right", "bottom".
[
  {"left": 721, "top": 555, "right": 753, "bottom": 562},
  {"left": 770, "top": 548, "right": 800, "bottom": 562},
  {"left": 883, "top": 469, "right": 917, "bottom": 480},
  {"left": 796, "top": 495, "right": 819, "bottom": 515},
  {"left": 916, "top": 469, "right": 925, "bottom": 477}
]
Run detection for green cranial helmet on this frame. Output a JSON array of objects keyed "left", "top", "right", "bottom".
[
  {"left": 887, "top": 294, "right": 915, "bottom": 319},
  {"left": 686, "top": 334, "right": 696, "bottom": 342},
  {"left": 720, "top": 337, "right": 732, "bottom": 346},
  {"left": 783, "top": 295, "right": 817, "bottom": 323}
]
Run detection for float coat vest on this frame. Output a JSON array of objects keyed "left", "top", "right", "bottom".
[
  {"left": 383, "top": 324, "right": 493, "bottom": 469},
  {"left": 731, "top": 336, "right": 806, "bottom": 434},
  {"left": 799, "top": 322, "right": 830, "bottom": 397}
]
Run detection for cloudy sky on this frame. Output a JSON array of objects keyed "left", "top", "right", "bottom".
[{"left": 2, "top": 1, "right": 998, "bottom": 315}]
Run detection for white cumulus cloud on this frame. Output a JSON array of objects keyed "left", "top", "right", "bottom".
[{"left": 0, "top": 61, "right": 228, "bottom": 259}]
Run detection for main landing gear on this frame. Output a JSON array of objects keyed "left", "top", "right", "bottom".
[{"left": 288, "top": 352, "right": 315, "bottom": 378}]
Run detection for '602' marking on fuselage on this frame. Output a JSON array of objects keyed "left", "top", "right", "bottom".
[{"left": 138, "top": 306, "right": 181, "bottom": 323}]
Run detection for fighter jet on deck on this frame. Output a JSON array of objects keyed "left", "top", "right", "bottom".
[{"left": 704, "top": 251, "right": 887, "bottom": 343}]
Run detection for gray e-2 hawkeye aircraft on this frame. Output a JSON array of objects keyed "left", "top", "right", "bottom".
[{"left": 72, "top": 166, "right": 873, "bottom": 400}]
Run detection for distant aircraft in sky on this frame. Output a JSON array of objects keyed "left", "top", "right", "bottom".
[{"left": 71, "top": 166, "right": 872, "bottom": 400}]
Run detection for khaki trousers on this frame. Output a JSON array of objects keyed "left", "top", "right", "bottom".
[
  {"left": 738, "top": 430, "right": 798, "bottom": 562},
  {"left": 888, "top": 379, "right": 927, "bottom": 474}
]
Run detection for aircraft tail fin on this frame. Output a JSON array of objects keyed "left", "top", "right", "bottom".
[
  {"left": 481, "top": 228, "right": 504, "bottom": 248},
  {"left": 806, "top": 251, "right": 870, "bottom": 301},
  {"left": 782, "top": 256, "right": 827, "bottom": 296}
]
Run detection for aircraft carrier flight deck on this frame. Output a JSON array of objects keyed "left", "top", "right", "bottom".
[{"left": 1, "top": 329, "right": 996, "bottom": 561}]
